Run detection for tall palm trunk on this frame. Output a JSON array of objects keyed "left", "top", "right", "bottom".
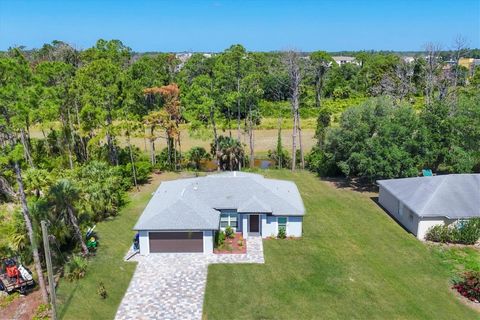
[
  {"left": 248, "top": 105, "right": 254, "bottom": 168},
  {"left": 67, "top": 205, "right": 88, "bottom": 254},
  {"left": 14, "top": 161, "right": 49, "bottom": 304}
]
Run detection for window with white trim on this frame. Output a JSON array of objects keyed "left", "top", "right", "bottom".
[
  {"left": 220, "top": 212, "right": 238, "bottom": 228},
  {"left": 278, "top": 217, "right": 287, "bottom": 232}
]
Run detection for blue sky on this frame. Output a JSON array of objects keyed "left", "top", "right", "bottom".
[{"left": 0, "top": 0, "right": 479, "bottom": 52}]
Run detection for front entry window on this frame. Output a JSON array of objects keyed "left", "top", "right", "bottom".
[{"left": 220, "top": 212, "right": 238, "bottom": 228}]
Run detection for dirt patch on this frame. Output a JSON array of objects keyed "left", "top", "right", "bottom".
[{"left": 0, "top": 289, "right": 44, "bottom": 320}]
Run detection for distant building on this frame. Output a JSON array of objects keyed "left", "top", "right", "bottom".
[
  {"left": 459, "top": 58, "right": 480, "bottom": 75},
  {"left": 332, "top": 56, "right": 358, "bottom": 66}
]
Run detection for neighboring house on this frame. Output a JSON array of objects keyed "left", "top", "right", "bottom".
[
  {"left": 377, "top": 174, "right": 480, "bottom": 240},
  {"left": 134, "top": 172, "right": 305, "bottom": 254},
  {"left": 332, "top": 56, "right": 358, "bottom": 66},
  {"left": 458, "top": 57, "right": 480, "bottom": 76}
]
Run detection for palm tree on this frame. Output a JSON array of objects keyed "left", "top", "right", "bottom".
[
  {"left": 48, "top": 179, "right": 88, "bottom": 254},
  {"left": 215, "top": 136, "right": 245, "bottom": 171}
]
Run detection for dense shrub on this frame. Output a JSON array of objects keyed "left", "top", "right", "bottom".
[
  {"left": 456, "top": 219, "right": 480, "bottom": 245},
  {"left": 64, "top": 255, "right": 88, "bottom": 281},
  {"left": 278, "top": 227, "right": 286, "bottom": 239},
  {"left": 225, "top": 226, "right": 235, "bottom": 239},
  {"left": 155, "top": 147, "right": 182, "bottom": 171},
  {"left": 453, "top": 271, "right": 480, "bottom": 302},
  {"left": 215, "top": 230, "right": 225, "bottom": 247},
  {"left": 267, "top": 148, "right": 291, "bottom": 169},
  {"left": 124, "top": 160, "right": 152, "bottom": 184},
  {"left": 425, "top": 219, "right": 480, "bottom": 245},
  {"left": 425, "top": 225, "right": 453, "bottom": 243},
  {"left": 186, "top": 146, "right": 210, "bottom": 170}
]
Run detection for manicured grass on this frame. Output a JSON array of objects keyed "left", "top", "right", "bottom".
[
  {"left": 204, "top": 170, "right": 479, "bottom": 319},
  {"left": 431, "top": 245, "right": 480, "bottom": 274},
  {"left": 56, "top": 173, "right": 180, "bottom": 320}
]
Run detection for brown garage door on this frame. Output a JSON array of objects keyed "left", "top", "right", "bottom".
[{"left": 149, "top": 232, "right": 203, "bottom": 253}]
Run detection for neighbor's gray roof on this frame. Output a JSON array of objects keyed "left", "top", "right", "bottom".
[
  {"left": 377, "top": 174, "right": 480, "bottom": 219},
  {"left": 134, "top": 172, "right": 305, "bottom": 231}
]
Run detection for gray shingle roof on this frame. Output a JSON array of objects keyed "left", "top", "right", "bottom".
[
  {"left": 134, "top": 172, "right": 305, "bottom": 231},
  {"left": 377, "top": 174, "right": 480, "bottom": 219}
]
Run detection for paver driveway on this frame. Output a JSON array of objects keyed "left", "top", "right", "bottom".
[{"left": 115, "top": 237, "right": 264, "bottom": 320}]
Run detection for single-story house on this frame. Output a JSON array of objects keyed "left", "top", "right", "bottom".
[
  {"left": 134, "top": 172, "right": 305, "bottom": 254},
  {"left": 377, "top": 174, "right": 480, "bottom": 240}
]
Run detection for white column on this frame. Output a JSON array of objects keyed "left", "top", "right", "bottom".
[
  {"left": 139, "top": 231, "right": 149, "bottom": 255},
  {"left": 261, "top": 214, "right": 267, "bottom": 238},
  {"left": 242, "top": 215, "right": 248, "bottom": 239}
]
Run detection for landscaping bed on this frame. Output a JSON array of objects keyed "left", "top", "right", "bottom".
[{"left": 214, "top": 232, "right": 246, "bottom": 254}]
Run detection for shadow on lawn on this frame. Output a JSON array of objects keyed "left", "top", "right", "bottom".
[
  {"left": 58, "top": 281, "right": 79, "bottom": 319},
  {"left": 322, "top": 176, "right": 378, "bottom": 193},
  {"left": 370, "top": 196, "right": 414, "bottom": 236}
]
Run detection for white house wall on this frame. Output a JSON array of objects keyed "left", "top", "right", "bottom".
[
  {"left": 203, "top": 230, "right": 213, "bottom": 253},
  {"left": 417, "top": 218, "right": 452, "bottom": 240},
  {"left": 287, "top": 216, "right": 303, "bottom": 237},
  {"left": 139, "top": 230, "right": 149, "bottom": 255}
]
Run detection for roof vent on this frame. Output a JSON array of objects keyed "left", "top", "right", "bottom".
[
  {"left": 234, "top": 171, "right": 237, "bottom": 177},
  {"left": 193, "top": 183, "right": 198, "bottom": 191}
]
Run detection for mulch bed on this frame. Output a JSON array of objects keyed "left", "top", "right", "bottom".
[{"left": 214, "top": 233, "right": 246, "bottom": 254}]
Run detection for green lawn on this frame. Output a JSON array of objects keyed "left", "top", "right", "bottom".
[
  {"left": 204, "top": 170, "right": 478, "bottom": 319},
  {"left": 56, "top": 173, "right": 181, "bottom": 320}
]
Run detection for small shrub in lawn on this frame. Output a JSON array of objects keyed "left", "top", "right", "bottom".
[
  {"left": 225, "top": 226, "right": 235, "bottom": 239},
  {"left": 64, "top": 255, "right": 88, "bottom": 281},
  {"left": 215, "top": 231, "right": 225, "bottom": 247},
  {"left": 32, "top": 303, "right": 50, "bottom": 320},
  {"left": 452, "top": 271, "right": 480, "bottom": 302},
  {"left": 278, "top": 227, "right": 286, "bottom": 239},
  {"left": 97, "top": 281, "right": 108, "bottom": 299}
]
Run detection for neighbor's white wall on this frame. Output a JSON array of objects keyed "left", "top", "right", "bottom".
[
  {"left": 417, "top": 218, "right": 454, "bottom": 240},
  {"left": 379, "top": 186, "right": 419, "bottom": 236},
  {"left": 287, "top": 216, "right": 303, "bottom": 237},
  {"left": 139, "top": 230, "right": 150, "bottom": 255},
  {"left": 203, "top": 230, "right": 213, "bottom": 253}
]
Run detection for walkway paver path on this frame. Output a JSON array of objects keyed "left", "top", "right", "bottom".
[{"left": 115, "top": 237, "right": 264, "bottom": 320}]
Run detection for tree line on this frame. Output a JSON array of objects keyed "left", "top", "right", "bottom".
[{"left": 0, "top": 39, "right": 479, "bottom": 302}]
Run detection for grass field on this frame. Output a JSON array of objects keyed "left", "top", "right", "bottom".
[
  {"left": 56, "top": 172, "right": 183, "bottom": 320},
  {"left": 30, "top": 125, "right": 317, "bottom": 156},
  {"left": 204, "top": 170, "right": 478, "bottom": 319}
]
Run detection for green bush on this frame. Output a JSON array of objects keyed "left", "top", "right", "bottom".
[
  {"left": 97, "top": 281, "right": 108, "bottom": 299},
  {"left": 425, "top": 225, "right": 452, "bottom": 243},
  {"left": 278, "top": 227, "right": 287, "bottom": 239},
  {"left": 457, "top": 218, "right": 480, "bottom": 245},
  {"left": 425, "top": 219, "right": 480, "bottom": 245},
  {"left": 215, "top": 230, "right": 225, "bottom": 247},
  {"left": 125, "top": 160, "right": 152, "bottom": 184},
  {"left": 225, "top": 226, "right": 235, "bottom": 239},
  {"left": 64, "top": 255, "right": 88, "bottom": 281}
]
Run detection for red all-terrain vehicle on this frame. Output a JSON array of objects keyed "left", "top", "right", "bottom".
[{"left": 0, "top": 258, "right": 35, "bottom": 294}]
